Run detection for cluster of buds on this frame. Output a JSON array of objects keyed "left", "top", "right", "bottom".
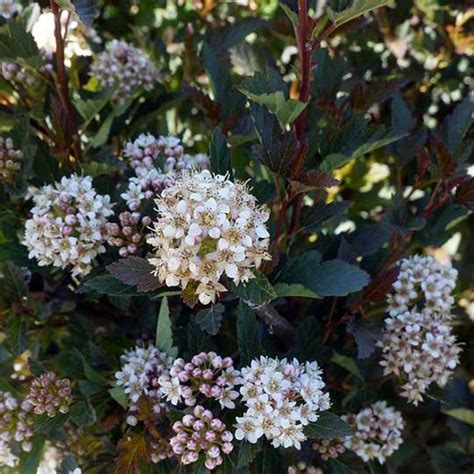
[
  {"left": 380, "top": 255, "right": 461, "bottom": 404},
  {"left": 170, "top": 405, "right": 233, "bottom": 470},
  {"left": 147, "top": 170, "right": 270, "bottom": 305},
  {"left": 388, "top": 255, "right": 457, "bottom": 317},
  {"left": 150, "top": 436, "right": 174, "bottom": 464},
  {"left": 342, "top": 401, "right": 404, "bottom": 464},
  {"left": 114, "top": 345, "right": 174, "bottom": 426},
  {"left": 235, "top": 356, "right": 331, "bottom": 450},
  {"left": 159, "top": 352, "right": 240, "bottom": 409},
  {"left": 312, "top": 437, "right": 346, "bottom": 461},
  {"left": 0, "top": 0, "right": 21, "bottom": 20},
  {"left": 0, "top": 136, "right": 22, "bottom": 184},
  {"left": 23, "top": 174, "right": 114, "bottom": 277},
  {"left": 106, "top": 211, "right": 151, "bottom": 257},
  {"left": 23, "top": 372, "right": 72, "bottom": 418},
  {"left": 288, "top": 463, "right": 323, "bottom": 474},
  {"left": 1, "top": 63, "right": 39, "bottom": 86},
  {"left": 90, "top": 39, "right": 159, "bottom": 101}
]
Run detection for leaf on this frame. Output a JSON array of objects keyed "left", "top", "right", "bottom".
[
  {"left": 328, "top": 452, "right": 366, "bottom": 473},
  {"left": 56, "top": 0, "right": 98, "bottom": 27},
  {"left": 195, "top": 304, "right": 225, "bottom": 336},
  {"left": 109, "top": 386, "right": 129, "bottom": 409},
  {"left": 280, "top": 3, "right": 299, "bottom": 29},
  {"left": 429, "top": 444, "right": 465, "bottom": 474},
  {"left": 300, "top": 200, "right": 352, "bottom": 233},
  {"left": 35, "top": 413, "right": 69, "bottom": 435},
  {"left": 441, "top": 94, "right": 474, "bottom": 155},
  {"left": 304, "top": 412, "right": 353, "bottom": 439},
  {"left": 107, "top": 257, "right": 160, "bottom": 293},
  {"left": 155, "top": 297, "right": 178, "bottom": 358},
  {"left": 70, "top": 398, "right": 97, "bottom": 427},
  {"left": 0, "top": 261, "right": 27, "bottom": 304},
  {"left": 117, "top": 432, "right": 149, "bottom": 474},
  {"left": 77, "top": 274, "right": 139, "bottom": 297},
  {"left": 352, "top": 78, "right": 409, "bottom": 113},
  {"left": 74, "top": 95, "right": 109, "bottom": 124},
  {"left": 362, "top": 267, "right": 399, "bottom": 302},
  {"left": 7, "top": 317, "right": 27, "bottom": 355},
  {"left": 274, "top": 283, "right": 320, "bottom": 299},
  {"left": 209, "top": 128, "right": 233, "bottom": 178},
  {"left": 347, "top": 319, "right": 382, "bottom": 359},
  {"left": 327, "top": 0, "right": 394, "bottom": 27},
  {"left": 238, "top": 442, "right": 261, "bottom": 468},
  {"left": 232, "top": 273, "right": 277, "bottom": 308},
  {"left": 442, "top": 408, "right": 474, "bottom": 426},
  {"left": 18, "top": 436, "right": 45, "bottom": 474},
  {"left": 320, "top": 129, "right": 407, "bottom": 172},
  {"left": 236, "top": 305, "right": 260, "bottom": 365},
  {"left": 331, "top": 353, "right": 363, "bottom": 380},
  {"left": 455, "top": 178, "right": 474, "bottom": 210}
]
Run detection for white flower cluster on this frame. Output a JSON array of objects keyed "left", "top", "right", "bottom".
[
  {"left": 378, "top": 308, "right": 461, "bottom": 404},
  {"left": 147, "top": 170, "right": 270, "bottom": 305},
  {"left": 235, "top": 357, "right": 331, "bottom": 450},
  {"left": 0, "top": 136, "right": 22, "bottom": 184},
  {"left": 0, "top": 0, "right": 21, "bottom": 20},
  {"left": 388, "top": 255, "right": 457, "bottom": 316},
  {"left": 23, "top": 175, "right": 113, "bottom": 278},
  {"left": 343, "top": 401, "right": 404, "bottom": 464},
  {"left": 90, "top": 39, "right": 159, "bottom": 100},
  {"left": 114, "top": 345, "right": 174, "bottom": 426},
  {"left": 380, "top": 255, "right": 461, "bottom": 404},
  {"left": 120, "top": 134, "right": 209, "bottom": 211}
]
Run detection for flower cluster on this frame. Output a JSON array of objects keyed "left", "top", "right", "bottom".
[
  {"left": 288, "top": 463, "right": 323, "bottom": 474},
  {"left": 0, "top": 0, "right": 21, "bottom": 20},
  {"left": 388, "top": 255, "right": 457, "bottom": 317},
  {"left": 159, "top": 352, "right": 240, "bottom": 409},
  {"left": 312, "top": 437, "right": 346, "bottom": 461},
  {"left": 235, "top": 357, "right": 331, "bottom": 450},
  {"left": 120, "top": 134, "right": 209, "bottom": 211},
  {"left": 378, "top": 309, "right": 461, "bottom": 404},
  {"left": 147, "top": 170, "right": 271, "bottom": 305},
  {"left": 23, "top": 174, "right": 113, "bottom": 277},
  {"left": 0, "top": 136, "right": 22, "bottom": 184},
  {"left": 114, "top": 345, "right": 174, "bottom": 426},
  {"left": 23, "top": 372, "right": 72, "bottom": 418},
  {"left": 342, "top": 401, "right": 404, "bottom": 464},
  {"left": 380, "top": 255, "right": 461, "bottom": 404},
  {"left": 90, "top": 40, "right": 159, "bottom": 100},
  {"left": 106, "top": 211, "right": 151, "bottom": 257},
  {"left": 170, "top": 405, "right": 233, "bottom": 470}
]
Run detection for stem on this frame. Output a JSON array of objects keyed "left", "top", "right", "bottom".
[
  {"left": 255, "top": 304, "right": 295, "bottom": 342},
  {"left": 50, "top": 0, "right": 82, "bottom": 162}
]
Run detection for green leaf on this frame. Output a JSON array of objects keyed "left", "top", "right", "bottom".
[
  {"left": 320, "top": 129, "right": 407, "bottom": 172},
  {"left": 35, "top": 413, "right": 69, "bottom": 435},
  {"left": 232, "top": 273, "right": 277, "bottom": 308},
  {"left": 70, "top": 398, "right": 97, "bottom": 427},
  {"left": 442, "top": 408, "right": 474, "bottom": 426},
  {"left": 305, "top": 412, "right": 353, "bottom": 439},
  {"left": 0, "top": 261, "right": 27, "bottom": 304},
  {"left": 77, "top": 274, "right": 139, "bottom": 296},
  {"left": 7, "top": 317, "right": 27, "bottom": 355},
  {"left": 327, "top": 0, "right": 395, "bottom": 27},
  {"left": 155, "top": 297, "right": 178, "bottom": 358},
  {"left": 280, "top": 3, "right": 299, "bottom": 29},
  {"left": 442, "top": 94, "right": 474, "bottom": 156},
  {"left": 238, "top": 441, "right": 261, "bottom": 468},
  {"left": 109, "top": 386, "right": 129, "bottom": 409},
  {"left": 331, "top": 353, "right": 363, "bottom": 380},
  {"left": 195, "top": 304, "right": 225, "bottom": 336},
  {"left": 236, "top": 305, "right": 260, "bottom": 365},
  {"left": 18, "top": 436, "right": 45, "bottom": 474},
  {"left": 56, "top": 0, "right": 98, "bottom": 27},
  {"left": 273, "top": 283, "right": 320, "bottom": 299},
  {"left": 209, "top": 128, "right": 233, "bottom": 178}
]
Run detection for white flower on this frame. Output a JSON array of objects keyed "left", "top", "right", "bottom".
[
  {"left": 22, "top": 174, "right": 113, "bottom": 277},
  {"left": 90, "top": 39, "right": 159, "bottom": 100},
  {"left": 0, "top": 0, "right": 21, "bottom": 20},
  {"left": 147, "top": 170, "right": 271, "bottom": 305},
  {"left": 235, "top": 356, "right": 330, "bottom": 450},
  {"left": 343, "top": 401, "right": 404, "bottom": 464},
  {"left": 114, "top": 345, "right": 174, "bottom": 425}
]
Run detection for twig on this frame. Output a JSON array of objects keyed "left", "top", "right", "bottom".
[{"left": 255, "top": 303, "right": 295, "bottom": 342}]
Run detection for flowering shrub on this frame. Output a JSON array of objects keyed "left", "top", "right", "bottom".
[{"left": 0, "top": 1, "right": 472, "bottom": 473}]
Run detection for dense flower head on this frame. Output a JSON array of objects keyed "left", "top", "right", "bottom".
[
  {"left": 106, "top": 211, "right": 151, "bottom": 257},
  {"left": 23, "top": 372, "right": 72, "bottom": 418},
  {"left": 342, "top": 401, "right": 404, "bottom": 464},
  {"left": 0, "top": 136, "right": 22, "bottom": 184},
  {"left": 0, "top": 391, "right": 17, "bottom": 432},
  {"left": 121, "top": 134, "right": 209, "bottom": 211},
  {"left": 235, "top": 356, "right": 331, "bottom": 450},
  {"left": 150, "top": 436, "right": 174, "bottom": 464},
  {"left": 312, "top": 437, "right": 346, "bottom": 461},
  {"left": 114, "top": 345, "right": 174, "bottom": 426},
  {"left": 0, "top": 432, "right": 17, "bottom": 468},
  {"left": 388, "top": 255, "right": 457, "bottom": 317},
  {"left": 170, "top": 405, "right": 234, "bottom": 470},
  {"left": 378, "top": 308, "right": 461, "bottom": 404},
  {"left": 0, "top": 0, "right": 21, "bottom": 19},
  {"left": 147, "top": 169, "right": 271, "bottom": 305},
  {"left": 90, "top": 39, "right": 159, "bottom": 100},
  {"left": 159, "top": 351, "right": 240, "bottom": 409},
  {"left": 23, "top": 174, "right": 113, "bottom": 277},
  {"left": 288, "top": 463, "right": 323, "bottom": 474}
]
